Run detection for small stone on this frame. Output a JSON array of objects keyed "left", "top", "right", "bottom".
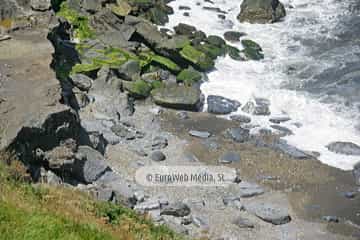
[
  {"left": 151, "top": 151, "right": 166, "bottom": 161},
  {"left": 151, "top": 136, "right": 168, "bottom": 150},
  {"left": 269, "top": 116, "right": 291, "bottom": 124},
  {"left": 189, "top": 130, "right": 211, "bottom": 138}
]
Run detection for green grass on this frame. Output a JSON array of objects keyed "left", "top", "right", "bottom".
[{"left": 0, "top": 154, "right": 185, "bottom": 240}]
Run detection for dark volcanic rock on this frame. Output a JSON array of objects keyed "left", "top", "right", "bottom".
[
  {"left": 207, "top": 95, "right": 241, "bottom": 114},
  {"left": 226, "top": 128, "right": 250, "bottom": 143},
  {"left": 326, "top": 142, "right": 360, "bottom": 156},
  {"left": 237, "top": 0, "right": 286, "bottom": 24},
  {"left": 151, "top": 85, "right": 203, "bottom": 111},
  {"left": 246, "top": 203, "right": 291, "bottom": 225}
]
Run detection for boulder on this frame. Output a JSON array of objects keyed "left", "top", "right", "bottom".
[
  {"left": 123, "top": 80, "right": 152, "bottom": 99},
  {"left": 230, "top": 114, "right": 251, "bottom": 123},
  {"left": 326, "top": 142, "right": 360, "bottom": 156},
  {"left": 70, "top": 73, "right": 92, "bottom": 91},
  {"left": 73, "top": 146, "right": 111, "bottom": 184},
  {"left": 207, "top": 95, "right": 241, "bottom": 114},
  {"left": 237, "top": 0, "right": 286, "bottom": 24},
  {"left": 151, "top": 85, "right": 203, "bottom": 111},
  {"left": 246, "top": 203, "right": 291, "bottom": 225},
  {"left": 180, "top": 45, "right": 215, "bottom": 71},
  {"left": 272, "top": 140, "right": 310, "bottom": 159},
  {"left": 173, "top": 23, "right": 197, "bottom": 36},
  {"left": 206, "top": 35, "right": 226, "bottom": 47}
]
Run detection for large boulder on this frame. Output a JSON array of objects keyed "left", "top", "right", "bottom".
[
  {"left": 237, "top": 0, "right": 286, "bottom": 24},
  {"left": 207, "top": 95, "right": 241, "bottom": 114},
  {"left": 151, "top": 85, "right": 203, "bottom": 111}
]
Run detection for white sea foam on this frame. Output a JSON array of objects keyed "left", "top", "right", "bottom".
[{"left": 166, "top": 0, "right": 360, "bottom": 170}]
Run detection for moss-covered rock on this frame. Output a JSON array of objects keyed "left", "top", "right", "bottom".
[
  {"left": 195, "top": 43, "right": 226, "bottom": 59},
  {"left": 225, "top": 45, "right": 244, "bottom": 61},
  {"left": 151, "top": 85, "right": 203, "bottom": 111},
  {"left": 241, "top": 39, "right": 264, "bottom": 60},
  {"left": 180, "top": 45, "right": 214, "bottom": 71},
  {"left": 176, "top": 67, "right": 202, "bottom": 86},
  {"left": 57, "top": 2, "right": 94, "bottom": 40},
  {"left": 111, "top": 1, "right": 132, "bottom": 17},
  {"left": 123, "top": 79, "right": 152, "bottom": 98},
  {"left": 206, "top": 35, "right": 226, "bottom": 47}
]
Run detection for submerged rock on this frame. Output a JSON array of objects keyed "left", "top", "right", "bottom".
[
  {"left": 151, "top": 85, "right": 203, "bottom": 111},
  {"left": 242, "top": 98, "right": 270, "bottom": 115},
  {"left": 237, "top": 0, "right": 286, "bottom": 24},
  {"left": 326, "top": 142, "right": 360, "bottom": 156},
  {"left": 272, "top": 140, "right": 310, "bottom": 159},
  {"left": 207, "top": 95, "right": 241, "bottom": 115}
]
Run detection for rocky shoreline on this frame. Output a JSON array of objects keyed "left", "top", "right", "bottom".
[{"left": 1, "top": 0, "right": 360, "bottom": 239}]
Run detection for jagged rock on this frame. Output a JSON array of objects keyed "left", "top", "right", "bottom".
[
  {"left": 207, "top": 95, "right": 241, "bottom": 114},
  {"left": 246, "top": 203, "right": 291, "bottom": 225},
  {"left": 151, "top": 85, "right": 203, "bottom": 111},
  {"left": 30, "top": 0, "right": 51, "bottom": 11},
  {"left": 242, "top": 98, "right": 270, "bottom": 115},
  {"left": 219, "top": 151, "right": 241, "bottom": 164},
  {"left": 70, "top": 74, "right": 92, "bottom": 91},
  {"left": 326, "top": 142, "right": 360, "bottom": 156},
  {"left": 189, "top": 130, "right": 211, "bottom": 139},
  {"left": 161, "top": 202, "right": 191, "bottom": 217},
  {"left": 224, "top": 31, "right": 246, "bottom": 42},
  {"left": 73, "top": 146, "right": 111, "bottom": 184},
  {"left": 133, "top": 18, "right": 164, "bottom": 46},
  {"left": 237, "top": 0, "right": 286, "bottom": 24},
  {"left": 230, "top": 114, "right": 251, "bottom": 123},
  {"left": 226, "top": 128, "right": 250, "bottom": 143}
]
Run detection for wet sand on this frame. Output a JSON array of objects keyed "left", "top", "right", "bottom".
[{"left": 160, "top": 109, "right": 360, "bottom": 238}]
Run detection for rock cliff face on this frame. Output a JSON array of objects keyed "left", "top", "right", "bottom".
[{"left": 237, "top": 0, "right": 286, "bottom": 24}]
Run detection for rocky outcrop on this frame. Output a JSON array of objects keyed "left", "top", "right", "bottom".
[{"left": 237, "top": 0, "right": 286, "bottom": 24}]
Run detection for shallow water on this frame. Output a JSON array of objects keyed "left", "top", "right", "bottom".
[{"left": 165, "top": 0, "right": 360, "bottom": 170}]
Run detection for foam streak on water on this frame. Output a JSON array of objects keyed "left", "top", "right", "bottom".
[{"left": 166, "top": 0, "right": 360, "bottom": 170}]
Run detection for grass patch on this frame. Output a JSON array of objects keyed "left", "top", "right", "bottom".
[{"left": 0, "top": 154, "right": 185, "bottom": 240}]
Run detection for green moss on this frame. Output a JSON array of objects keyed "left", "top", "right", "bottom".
[
  {"left": 195, "top": 43, "right": 225, "bottom": 59},
  {"left": 241, "top": 39, "right": 264, "bottom": 60},
  {"left": 176, "top": 67, "right": 202, "bottom": 86},
  {"left": 180, "top": 44, "right": 214, "bottom": 71},
  {"left": 151, "top": 80, "right": 164, "bottom": 89},
  {"left": 241, "top": 39, "right": 262, "bottom": 51},
  {"left": 124, "top": 79, "right": 152, "bottom": 98},
  {"left": 57, "top": 2, "right": 94, "bottom": 40},
  {"left": 150, "top": 54, "right": 181, "bottom": 73},
  {"left": 72, "top": 62, "right": 101, "bottom": 74}
]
